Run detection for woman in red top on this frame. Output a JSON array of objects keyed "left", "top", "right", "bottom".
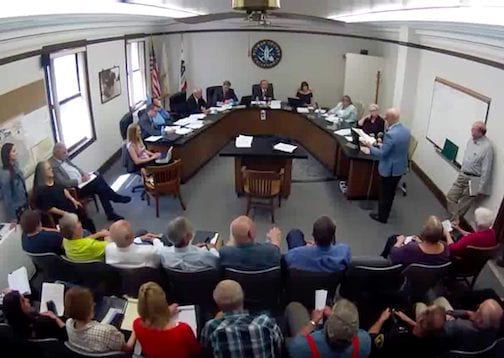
[
  {"left": 446, "top": 207, "right": 497, "bottom": 256},
  {"left": 133, "top": 282, "right": 201, "bottom": 358}
]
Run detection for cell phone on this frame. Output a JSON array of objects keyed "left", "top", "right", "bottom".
[{"left": 46, "top": 300, "right": 57, "bottom": 315}]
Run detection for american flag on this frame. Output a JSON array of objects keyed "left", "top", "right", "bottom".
[
  {"left": 179, "top": 44, "right": 187, "bottom": 92},
  {"left": 149, "top": 43, "right": 161, "bottom": 98}
]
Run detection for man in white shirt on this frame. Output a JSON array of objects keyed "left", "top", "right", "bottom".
[
  {"left": 159, "top": 216, "right": 219, "bottom": 272},
  {"left": 106, "top": 220, "right": 163, "bottom": 269}
]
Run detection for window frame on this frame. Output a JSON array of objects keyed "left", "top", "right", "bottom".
[{"left": 125, "top": 39, "right": 147, "bottom": 111}]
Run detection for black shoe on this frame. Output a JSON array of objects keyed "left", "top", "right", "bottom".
[
  {"left": 115, "top": 195, "right": 131, "bottom": 203},
  {"left": 370, "top": 212, "right": 387, "bottom": 224},
  {"left": 106, "top": 212, "right": 124, "bottom": 221}
]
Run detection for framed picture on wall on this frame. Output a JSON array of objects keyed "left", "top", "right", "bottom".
[{"left": 99, "top": 66, "right": 121, "bottom": 104}]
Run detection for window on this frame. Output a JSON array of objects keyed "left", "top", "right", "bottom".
[
  {"left": 126, "top": 40, "right": 147, "bottom": 108},
  {"left": 45, "top": 49, "right": 95, "bottom": 154}
]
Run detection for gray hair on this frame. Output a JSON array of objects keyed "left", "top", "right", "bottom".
[
  {"left": 52, "top": 142, "right": 66, "bottom": 155},
  {"left": 109, "top": 220, "right": 134, "bottom": 248},
  {"left": 59, "top": 213, "right": 79, "bottom": 239},
  {"left": 166, "top": 217, "right": 193, "bottom": 247},
  {"left": 474, "top": 207, "right": 494, "bottom": 229},
  {"left": 325, "top": 298, "right": 359, "bottom": 344},
  {"left": 213, "top": 280, "right": 244, "bottom": 312}
]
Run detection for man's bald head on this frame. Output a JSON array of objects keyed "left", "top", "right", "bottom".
[
  {"left": 109, "top": 220, "right": 134, "bottom": 248},
  {"left": 384, "top": 108, "right": 400, "bottom": 125},
  {"left": 471, "top": 121, "right": 487, "bottom": 139},
  {"left": 230, "top": 216, "right": 256, "bottom": 245},
  {"left": 53, "top": 142, "right": 68, "bottom": 160},
  {"left": 473, "top": 299, "right": 503, "bottom": 330},
  {"left": 193, "top": 87, "right": 202, "bottom": 98},
  {"left": 213, "top": 280, "right": 244, "bottom": 312}
]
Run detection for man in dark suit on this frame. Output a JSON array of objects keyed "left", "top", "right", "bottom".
[
  {"left": 364, "top": 108, "right": 410, "bottom": 223},
  {"left": 187, "top": 87, "right": 209, "bottom": 114},
  {"left": 212, "top": 80, "right": 238, "bottom": 106},
  {"left": 252, "top": 79, "right": 274, "bottom": 101}
]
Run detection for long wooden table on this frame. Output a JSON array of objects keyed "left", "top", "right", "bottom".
[{"left": 146, "top": 108, "right": 379, "bottom": 199}]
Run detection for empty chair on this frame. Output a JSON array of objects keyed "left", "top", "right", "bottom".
[
  {"left": 206, "top": 85, "right": 221, "bottom": 106},
  {"left": 286, "top": 268, "right": 343, "bottom": 310},
  {"left": 242, "top": 167, "right": 283, "bottom": 223},
  {"left": 117, "top": 266, "right": 168, "bottom": 298},
  {"left": 25, "top": 252, "right": 77, "bottom": 283},
  {"left": 451, "top": 244, "right": 500, "bottom": 289},
  {"left": 142, "top": 159, "right": 185, "bottom": 217},
  {"left": 169, "top": 91, "right": 188, "bottom": 119},
  {"left": 224, "top": 266, "right": 282, "bottom": 312},
  {"left": 401, "top": 262, "right": 452, "bottom": 302}
]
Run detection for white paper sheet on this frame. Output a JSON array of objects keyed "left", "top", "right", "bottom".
[
  {"left": 78, "top": 173, "right": 97, "bottom": 189},
  {"left": 325, "top": 115, "right": 340, "bottom": 123},
  {"left": 296, "top": 107, "right": 310, "bottom": 114},
  {"left": 315, "top": 289, "right": 328, "bottom": 310},
  {"left": 121, "top": 298, "right": 139, "bottom": 331},
  {"left": 171, "top": 305, "right": 198, "bottom": 336},
  {"left": 144, "top": 135, "right": 163, "bottom": 142},
  {"left": 273, "top": 143, "right": 298, "bottom": 153},
  {"left": 40, "top": 282, "right": 65, "bottom": 316},
  {"left": 186, "top": 122, "right": 205, "bottom": 129},
  {"left": 404, "top": 236, "right": 415, "bottom": 245},
  {"left": 8, "top": 266, "right": 31, "bottom": 295},
  {"left": 173, "top": 117, "right": 197, "bottom": 126},
  {"left": 352, "top": 127, "right": 376, "bottom": 145},
  {"left": 175, "top": 127, "right": 194, "bottom": 135},
  {"left": 344, "top": 136, "right": 353, "bottom": 142},
  {"left": 101, "top": 308, "right": 123, "bottom": 325},
  {"left": 442, "top": 220, "right": 453, "bottom": 233},
  {"left": 269, "top": 100, "right": 282, "bottom": 109},
  {"left": 334, "top": 128, "right": 351, "bottom": 136},
  {"left": 210, "top": 233, "right": 219, "bottom": 245},
  {"left": 235, "top": 135, "right": 253, "bottom": 148},
  {"left": 314, "top": 109, "right": 327, "bottom": 114},
  {"left": 188, "top": 113, "right": 206, "bottom": 120}
]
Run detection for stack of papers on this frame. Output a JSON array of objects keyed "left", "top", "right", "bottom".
[
  {"left": 40, "top": 282, "right": 65, "bottom": 316},
  {"left": 273, "top": 143, "right": 298, "bottom": 153},
  {"left": 186, "top": 122, "right": 205, "bottom": 129},
  {"left": 296, "top": 107, "right": 310, "bottom": 114},
  {"left": 334, "top": 128, "right": 351, "bottom": 136},
  {"left": 189, "top": 113, "right": 206, "bottom": 120},
  {"left": 144, "top": 135, "right": 163, "bottom": 142},
  {"left": 325, "top": 115, "right": 340, "bottom": 123},
  {"left": 173, "top": 117, "right": 195, "bottom": 126},
  {"left": 352, "top": 127, "right": 376, "bottom": 145},
  {"left": 235, "top": 135, "right": 254, "bottom": 148},
  {"left": 8, "top": 266, "right": 31, "bottom": 295},
  {"left": 175, "top": 127, "right": 193, "bottom": 135},
  {"left": 269, "top": 100, "right": 282, "bottom": 109}
]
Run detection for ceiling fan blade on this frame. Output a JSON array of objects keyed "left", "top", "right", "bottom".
[
  {"left": 175, "top": 12, "right": 244, "bottom": 24},
  {"left": 271, "top": 12, "right": 345, "bottom": 26}
]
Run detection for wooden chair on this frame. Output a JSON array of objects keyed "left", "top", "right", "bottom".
[
  {"left": 242, "top": 167, "right": 283, "bottom": 223},
  {"left": 142, "top": 159, "right": 185, "bottom": 217}
]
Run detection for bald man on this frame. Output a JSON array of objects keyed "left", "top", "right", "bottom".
[
  {"left": 218, "top": 215, "right": 281, "bottom": 270},
  {"left": 364, "top": 108, "right": 410, "bottom": 224},
  {"left": 447, "top": 121, "right": 493, "bottom": 224},
  {"left": 187, "top": 87, "right": 209, "bottom": 114}
]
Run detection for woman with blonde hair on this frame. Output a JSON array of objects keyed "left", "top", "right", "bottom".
[
  {"left": 380, "top": 215, "right": 450, "bottom": 266},
  {"left": 133, "top": 282, "right": 201, "bottom": 358},
  {"left": 126, "top": 123, "right": 160, "bottom": 166}
]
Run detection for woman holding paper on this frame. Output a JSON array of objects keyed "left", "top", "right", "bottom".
[{"left": 0, "top": 143, "right": 28, "bottom": 226}]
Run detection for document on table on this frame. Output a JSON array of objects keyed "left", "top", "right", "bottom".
[
  {"left": 171, "top": 305, "right": 198, "bottom": 336},
  {"left": 352, "top": 127, "right": 376, "bottom": 145},
  {"left": 296, "top": 107, "right": 310, "bottom": 114},
  {"left": 175, "top": 127, "right": 194, "bottom": 135},
  {"left": 273, "top": 142, "right": 298, "bottom": 153},
  {"left": 78, "top": 173, "right": 97, "bottom": 189},
  {"left": 269, "top": 100, "right": 282, "bottom": 109},
  {"left": 173, "top": 117, "right": 195, "bottom": 126},
  {"left": 325, "top": 115, "right": 339, "bottom": 123},
  {"left": 40, "top": 282, "right": 65, "bottom": 316},
  {"left": 334, "top": 128, "right": 351, "bottom": 136},
  {"left": 8, "top": 266, "right": 31, "bottom": 295},
  {"left": 188, "top": 113, "right": 206, "bottom": 120},
  {"left": 144, "top": 135, "right": 163, "bottom": 142},
  {"left": 442, "top": 220, "right": 453, "bottom": 233},
  {"left": 314, "top": 109, "right": 327, "bottom": 114},
  {"left": 121, "top": 298, "right": 139, "bottom": 331},
  {"left": 186, "top": 122, "right": 205, "bottom": 129},
  {"left": 315, "top": 289, "right": 328, "bottom": 310},
  {"left": 344, "top": 136, "right": 353, "bottom": 142},
  {"left": 235, "top": 135, "right": 253, "bottom": 148}
]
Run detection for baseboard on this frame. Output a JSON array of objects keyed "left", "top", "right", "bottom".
[{"left": 97, "top": 148, "right": 121, "bottom": 174}]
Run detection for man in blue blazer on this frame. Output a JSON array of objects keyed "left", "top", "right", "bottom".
[{"left": 365, "top": 108, "right": 410, "bottom": 223}]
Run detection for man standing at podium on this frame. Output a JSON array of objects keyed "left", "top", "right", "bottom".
[{"left": 365, "top": 108, "right": 410, "bottom": 224}]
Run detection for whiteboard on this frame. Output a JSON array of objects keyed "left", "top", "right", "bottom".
[{"left": 426, "top": 77, "right": 490, "bottom": 164}]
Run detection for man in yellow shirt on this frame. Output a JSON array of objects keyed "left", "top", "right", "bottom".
[{"left": 59, "top": 213, "right": 110, "bottom": 261}]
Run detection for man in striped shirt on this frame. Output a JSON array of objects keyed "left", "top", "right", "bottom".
[{"left": 201, "top": 280, "right": 283, "bottom": 358}]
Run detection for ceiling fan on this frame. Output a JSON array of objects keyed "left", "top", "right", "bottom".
[{"left": 174, "top": 0, "right": 345, "bottom": 27}]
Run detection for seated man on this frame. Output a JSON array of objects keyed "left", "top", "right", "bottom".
[
  {"left": 159, "top": 216, "right": 219, "bottom": 271},
  {"left": 252, "top": 79, "right": 274, "bottom": 101},
  {"left": 219, "top": 215, "right": 281, "bottom": 271},
  {"left": 212, "top": 80, "right": 238, "bottom": 106},
  {"left": 285, "top": 299, "right": 371, "bottom": 357},
  {"left": 446, "top": 207, "right": 497, "bottom": 257},
  {"left": 106, "top": 219, "right": 163, "bottom": 269},
  {"left": 152, "top": 97, "right": 172, "bottom": 123},
  {"left": 20, "top": 209, "right": 63, "bottom": 255},
  {"left": 187, "top": 87, "right": 209, "bottom": 114},
  {"left": 50, "top": 143, "right": 129, "bottom": 222},
  {"left": 138, "top": 104, "right": 176, "bottom": 139},
  {"left": 60, "top": 213, "right": 109, "bottom": 261},
  {"left": 284, "top": 216, "right": 351, "bottom": 273},
  {"left": 201, "top": 280, "right": 283, "bottom": 357},
  {"left": 369, "top": 305, "right": 447, "bottom": 358}
]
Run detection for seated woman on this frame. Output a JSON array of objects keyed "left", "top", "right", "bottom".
[
  {"left": 59, "top": 213, "right": 109, "bottom": 262},
  {"left": 358, "top": 104, "right": 385, "bottom": 137},
  {"left": 446, "top": 207, "right": 497, "bottom": 257},
  {"left": 381, "top": 215, "right": 450, "bottom": 266},
  {"left": 328, "top": 95, "right": 357, "bottom": 125},
  {"left": 295, "top": 81, "right": 313, "bottom": 106},
  {"left": 126, "top": 123, "right": 160, "bottom": 167},
  {"left": 20, "top": 209, "right": 63, "bottom": 254},
  {"left": 133, "top": 281, "right": 201, "bottom": 358},
  {"left": 32, "top": 161, "right": 96, "bottom": 233},
  {"left": 65, "top": 286, "right": 134, "bottom": 353},
  {"left": 3, "top": 290, "right": 66, "bottom": 340}
]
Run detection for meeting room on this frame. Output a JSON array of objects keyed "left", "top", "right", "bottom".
[{"left": 1, "top": 1, "right": 504, "bottom": 357}]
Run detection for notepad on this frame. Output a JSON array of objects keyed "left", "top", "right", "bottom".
[
  {"left": 172, "top": 305, "right": 198, "bottom": 336},
  {"left": 8, "top": 266, "right": 31, "bottom": 295},
  {"left": 40, "top": 282, "right": 65, "bottom": 316},
  {"left": 121, "top": 298, "right": 139, "bottom": 331},
  {"left": 469, "top": 178, "right": 480, "bottom": 197},
  {"left": 334, "top": 128, "right": 351, "bottom": 136},
  {"left": 235, "top": 135, "right": 253, "bottom": 148},
  {"left": 315, "top": 290, "right": 328, "bottom": 310},
  {"left": 78, "top": 173, "right": 97, "bottom": 189},
  {"left": 144, "top": 135, "right": 163, "bottom": 142},
  {"left": 273, "top": 143, "right": 297, "bottom": 153}
]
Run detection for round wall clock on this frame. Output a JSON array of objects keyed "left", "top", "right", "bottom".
[{"left": 251, "top": 39, "right": 282, "bottom": 69}]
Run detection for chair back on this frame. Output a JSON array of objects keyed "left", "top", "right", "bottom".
[
  {"left": 446, "top": 336, "right": 504, "bottom": 357},
  {"left": 243, "top": 169, "right": 281, "bottom": 198},
  {"left": 206, "top": 85, "right": 221, "bottom": 106},
  {"left": 224, "top": 266, "right": 282, "bottom": 312},
  {"left": 64, "top": 342, "right": 131, "bottom": 357},
  {"left": 401, "top": 262, "right": 452, "bottom": 301},
  {"left": 169, "top": 91, "right": 188, "bottom": 117},
  {"left": 0, "top": 323, "right": 33, "bottom": 356},
  {"left": 25, "top": 252, "right": 76, "bottom": 283},
  {"left": 60, "top": 257, "right": 122, "bottom": 298},
  {"left": 452, "top": 245, "right": 500, "bottom": 279},
  {"left": 119, "top": 112, "right": 133, "bottom": 141},
  {"left": 240, "top": 95, "right": 252, "bottom": 107},
  {"left": 286, "top": 269, "right": 343, "bottom": 310},
  {"left": 144, "top": 159, "right": 182, "bottom": 194},
  {"left": 164, "top": 268, "right": 220, "bottom": 309},
  {"left": 252, "top": 83, "right": 274, "bottom": 99},
  {"left": 123, "top": 143, "right": 141, "bottom": 174},
  {"left": 354, "top": 101, "right": 365, "bottom": 120},
  {"left": 26, "top": 338, "right": 68, "bottom": 357},
  {"left": 117, "top": 266, "right": 168, "bottom": 298}
]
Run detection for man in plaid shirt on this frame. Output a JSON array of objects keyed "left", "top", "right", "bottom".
[{"left": 201, "top": 280, "right": 283, "bottom": 357}]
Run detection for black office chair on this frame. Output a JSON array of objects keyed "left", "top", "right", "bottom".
[
  {"left": 26, "top": 338, "right": 68, "bottom": 358},
  {"left": 25, "top": 252, "right": 78, "bottom": 284},
  {"left": 64, "top": 342, "right": 132, "bottom": 357},
  {"left": 401, "top": 262, "right": 452, "bottom": 302},
  {"left": 251, "top": 83, "right": 274, "bottom": 99},
  {"left": 239, "top": 95, "right": 252, "bottom": 107},
  {"left": 119, "top": 112, "right": 133, "bottom": 141},
  {"left": 0, "top": 323, "right": 36, "bottom": 356},
  {"left": 286, "top": 268, "right": 343, "bottom": 310},
  {"left": 206, "top": 85, "right": 221, "bottom": 107},
  {"left": 224, "top": 266, "right": 282, "bottom": 313},
  {"left": 169, "top": 91, "right": 188, "bottom": 119},
  {"left": 451, "top": 245, "right": 500, "bottom": 290},
  {"left": 117, "top": 266, "right": 169, "bottom": 298},
  {"left": 444, "top": 337, "right": 504, "bottom": 358}
]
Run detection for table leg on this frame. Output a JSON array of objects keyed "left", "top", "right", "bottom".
[
  {"left": 234, "top": 157, "right": 244, "bottom": 197},
  {"left": 282, "top": 159, "right": 292, "bottom": 198}
]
